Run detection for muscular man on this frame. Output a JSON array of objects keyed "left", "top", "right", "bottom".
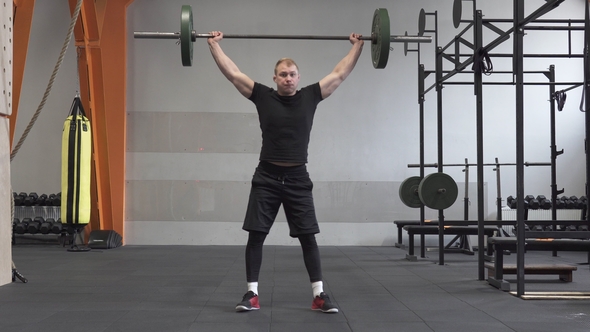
[{"left": 208, "top": 31, "right": 363, "bottom": 313}]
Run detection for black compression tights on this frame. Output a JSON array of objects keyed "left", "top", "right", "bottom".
[
  {"left": 245, "top": 232, "right": 323, "bottom": 283},
  {"left": 245, "top": 231, "right": 267, "bottom": 282},
  {"left": 298, "top": 233, "right": 323, "bottom": 283}
]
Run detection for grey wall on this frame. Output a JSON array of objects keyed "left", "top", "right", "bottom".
[{"left": 10, "top": 0, "right": 587, "bottom": 246}]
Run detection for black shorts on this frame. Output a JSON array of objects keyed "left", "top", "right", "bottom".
[{"left": 243, "top": 161, "right": 319, "bottom": 237}]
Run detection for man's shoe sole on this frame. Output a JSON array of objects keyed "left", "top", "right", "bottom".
[
  {"left": 312, "top": 308, "right": 339, "bottom": 313},
  {"left": 236, "top": 305, "right": 259, "bottom": 312}
]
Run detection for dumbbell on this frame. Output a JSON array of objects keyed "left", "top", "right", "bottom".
[
  {"left": 564, "top": 225, "right": 578, "bottom": 231},
  {"left": 565, "top": 196, "right": 576, "bottom": 209},
  {"left": 579, "top": 196, "right": 588, "bottom": 208},
  {"left": 507, "top": 195, "right": 517, "bottom": 209},
  {"left": 558, "top": 196, "right": 572, "bottom": 208},
  {"left": 24, "top": 192, "right": 38, "bottom": 206},
  {"left": 579, "top": 225, "right": 589, "bottom": 231},
  {"left": 524, "top": 195, "right": 540, "bottom": 209},
  {"left": 555, "top": 196, "right": 567, "bottom": 209},
  {"left": 14, "top": 192, "right": 27, "bottom": 206},
  {"left": 49, "top": 192, "right": 62, "bottom": 206},
  {"left": 35, "top": 194, "right": 48, "bottom": 206},
  {"left": 51, "top": 219, "right": 63, "bottom": 234},
  {"left": 27, "top": 216, "right": 44, "bottom": 234},
  {"left": 39, "top": 218, "right": 55, "bottom": 234},
  {"left": 531, "top": 225, "right": 544, "bottom": 231},
  {"left": 572, "top": 196, "right": 587, "bottom": 209},
  {"left": 536, "top": 195, "right": 552, "bottom": 209},
  {"left": 512, "top": 224, "right": 530, "bottom": 235},
  {"left": 14, "top": 217, "right": 31, "bottom": 234}
]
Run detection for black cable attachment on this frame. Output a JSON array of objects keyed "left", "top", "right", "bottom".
[{"left": 472, "top": 47, "right": 493, "bottom": 76}]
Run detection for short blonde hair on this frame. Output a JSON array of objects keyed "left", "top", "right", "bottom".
[{"left": 274, "top": 58, "right": 299, "bottom": 75}]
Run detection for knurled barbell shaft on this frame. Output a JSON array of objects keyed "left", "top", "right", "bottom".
[{"left": 134, "top": 31, "right": 431, "bottom": 44}]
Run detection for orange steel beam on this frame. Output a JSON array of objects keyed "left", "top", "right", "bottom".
[
  {"left": 10, "top": 0, "right": 35, "bottom": 147},
  {"left": 68, "top": 0, "right": 134, "bottom": 240}
]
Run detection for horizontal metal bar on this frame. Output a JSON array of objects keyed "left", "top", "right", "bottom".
[
  {"left": 525, "top": 231, "right": 590, "bottom": 239},
  {"left": 440, "top": 52, "right": 585, "bottom": 58},
  {"left": 481, "top": 18, "right": 585, "bottom": 24},
  {"left": 408, "top": 162, "right": 551, "bottom": 168},
  {"left": 441, "top": 81, "right": 583, "bottom": 86},
  {"left": 134, "top": 31, "right": 432, "bottom": 43},
  {"left": 525, "top": 26, "right": 585, "bottom": 31},
  {"left": 135, "top": 32, "right": 179, "bottom": 39}
]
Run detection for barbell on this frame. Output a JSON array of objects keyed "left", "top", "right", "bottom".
[
  {"left": 399, "top": 173, "right": 459, "bottom": 210},
  {"left": 134, "top": 5, "right": 432, "bottom": 68}
]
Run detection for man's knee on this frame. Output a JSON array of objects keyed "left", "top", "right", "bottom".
[
  {"left": 298, "top": 233, "right": 318, "bottom": 248},
  {"left": 247, "top": 231, "right": 268, "bottom": 247}
]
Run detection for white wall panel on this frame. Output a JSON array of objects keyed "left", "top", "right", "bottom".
[{"left": 0, "top": 0, "right": 12, "bottom": 286}]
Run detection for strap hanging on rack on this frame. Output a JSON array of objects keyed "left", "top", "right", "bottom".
[
  {"left": 472, "top": 47, "right": 493, "bottom": 76},
  {"left": 555, "top": 90, "right": 567, "bottom": 112}
]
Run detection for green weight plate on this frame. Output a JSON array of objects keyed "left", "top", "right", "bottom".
[
  {"left": 418, "top": 9, "right": 426, "bottom": 36},
  {"left": 452, "top": 0, "right": 462, "bottom": 29},
  {"left": 371, "top": 8, "right": 390, "bottom": 69},
  {"left": 418, "top": 172, "right": 458, "bottom": 210},
  {"left": 180, "top": 5, "right": 194, "bottom": 66},
  {"left": 399, "top": 176, "right": 423, "bottom": 208}
]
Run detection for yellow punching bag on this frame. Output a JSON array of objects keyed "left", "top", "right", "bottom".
[{"left": 61, "top": 96, "right": 92, "bottom": 225}]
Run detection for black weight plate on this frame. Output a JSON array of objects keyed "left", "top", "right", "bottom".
[
  {"left": 452, "top": 0, "right": 462, "bottom": 29},
  {"left": 418, "top": 172, "right": 458, "bottom": 210},
  {"left": 371, "top": 8, "right": 390, "bottom": 69},
  {"left": 399, "top": 176, "right": 423, "bottom": 208},
  {"left": 418, "top": 9, "right": 426, "bottom": 36},
  {"left": 180, "top": 5, "right": 194, "bottom": 66}
]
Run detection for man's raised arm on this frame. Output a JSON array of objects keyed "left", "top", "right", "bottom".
[
  {"left": 208, "top": 31, "right": 255, "bottom": 98},
  {"left": 318, "top": 33, "right": 364, "bottom": 99}
]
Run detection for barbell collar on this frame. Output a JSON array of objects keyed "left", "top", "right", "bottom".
[{"left": 134, "top": 31, "right": 432, "bottom": 44}]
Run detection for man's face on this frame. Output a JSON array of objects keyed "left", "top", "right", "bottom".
[{"left": 273, "top": 63, "right": 300, "bottom": 96}]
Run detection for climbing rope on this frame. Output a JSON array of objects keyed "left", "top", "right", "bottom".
[
  {"left": 10, "top": 0, "right": 83, "bottom": 161},
  {"left": 10, "top": 0, "right": 84, "bottom": 282}
]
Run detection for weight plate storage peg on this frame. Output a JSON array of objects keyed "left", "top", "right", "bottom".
[
  {"left": 399, "top": 176, "right": 423, "bottom": 208},
  {"left": 180, "top": 5, "right": 194, "bottom": 66},
  {"left": 371, "top": 8, "right": 390, "bottom": 69},
  {"left": 418, "top": 172, "right": 458, "bottom": 210}
]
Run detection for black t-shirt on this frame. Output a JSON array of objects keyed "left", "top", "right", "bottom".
[{"left": 249, "top": 82, "right": 323, "bottom": 163}]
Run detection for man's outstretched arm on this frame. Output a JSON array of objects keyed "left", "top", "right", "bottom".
[
  {"left": 318, "top": 33, "right": 364, "bottom": 99},
  {"left": 208, "top": 31, "right": 255, "bottom": 98}
]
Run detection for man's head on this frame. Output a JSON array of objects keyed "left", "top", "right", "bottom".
[{"left": 273, "top": 58, "right": 300, "bottom": 96}]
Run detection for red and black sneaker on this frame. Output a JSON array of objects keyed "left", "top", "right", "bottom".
[
  {"left": 311, "top": 292, "right": 338, "bottom": 313},
  {"left": 235, "top": 291, "right": 260, "bottom": 312}
]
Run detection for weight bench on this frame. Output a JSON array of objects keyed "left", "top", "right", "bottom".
[
  {"left": 404, "top": 225, "right": 498, "bottom": 260},
  {"left": 394, "top": 220, "right": 506, "bottom": 248},
  {"left": 394, "top": 220, "right": 431, "bottom": 248},
  {"left": 484, "top": 263, "right": 576, "bottom": 282},
  {"left": 487, "top": 237, "right": 590, "bottom": 291}
]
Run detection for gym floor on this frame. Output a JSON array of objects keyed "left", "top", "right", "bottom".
[{"left": 2, "top": 240, "right": 590, "bottom": 332}]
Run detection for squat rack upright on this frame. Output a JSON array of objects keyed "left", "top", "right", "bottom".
[{"left": 405, "top": 0, "right": 589, "bottom": 297}]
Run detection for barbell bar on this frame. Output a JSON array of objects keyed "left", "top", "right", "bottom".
[
  {"left": 134, "top": 31, "right": 433, "bottom": 42},
  {"left": 134, "top": 5, "right": 432, "bottom": 68}
]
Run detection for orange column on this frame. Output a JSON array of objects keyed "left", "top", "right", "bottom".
[
  {"left": 68, "top": 0, "right": 134, "bottom": 239},
  {"left": 10, "top": 0, "right": 35, "bottom": 147}
]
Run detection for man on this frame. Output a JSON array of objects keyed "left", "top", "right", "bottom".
[{"left": 208, "top": 31, "right": 363, "bottom": 313}]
